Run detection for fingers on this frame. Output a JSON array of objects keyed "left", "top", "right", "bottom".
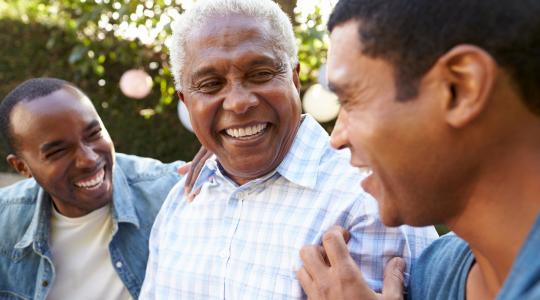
[
  {"left": 300, "top": 245, "right": 329, "bottom": 277},
  {"left": 296, "top": 267, "right": 315, "bottom": 299},
  {"left": 382, "top": 257, "right": 405, "bottom": 300},
  {"left": 186, "top": 187, "right": 202, "bottom": 203},
  {"left": 183, "top": 146, "right": 211, "bottom": 195},
  {"left": 177, "top": 162, "right": 192, "bottom": 176},
  {"left": 322, "top": 226, "right": 352, "bottom": 268}
]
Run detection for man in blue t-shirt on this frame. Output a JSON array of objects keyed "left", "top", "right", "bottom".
[{"left": 297, "top": 1, "right": 540, "bottom": 299}]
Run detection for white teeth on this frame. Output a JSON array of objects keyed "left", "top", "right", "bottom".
[
  {"left": 358, "top": 167, "right": 373, "bottom": 176},
  {"left": 75, "top": 168, "right": 105, "bottom": 189},
  {"left": 225, "top": 123, "right": 267, "bottom": 138}
]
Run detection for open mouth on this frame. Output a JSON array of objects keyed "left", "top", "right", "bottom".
[
  {"left": 223, "top": 123, "right": 269, "bottom": 140},
  {"left": 74, "top": 167, "right": 105, "bottom": 190}
]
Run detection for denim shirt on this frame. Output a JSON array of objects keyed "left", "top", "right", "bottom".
[{"left": 0, "top": 153, "right": 183, "bottom": 300}]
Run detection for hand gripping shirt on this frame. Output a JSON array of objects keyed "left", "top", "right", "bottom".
[{"left": 141, "top": 114, "right": 438, "bottom": 300}]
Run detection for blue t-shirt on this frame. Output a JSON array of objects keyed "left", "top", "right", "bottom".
[
  {"left": 407, "top": 233, "right": 473, "bottom": 300},
  {"left": 409, "top": 214, "right": 540, "bottom": 300},
  {"left": 497, "top": 214, "right": 540, "bottom": 299}
]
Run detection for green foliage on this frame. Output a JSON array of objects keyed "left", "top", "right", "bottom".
[
  {"left": 0, "top": 0, "right": 330, "bottom": 171},
  {"left": 296, "top": 6, "right": 328, "bottom": 93}
]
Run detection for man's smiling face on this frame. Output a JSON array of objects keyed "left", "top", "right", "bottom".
[
  {"left": 9, "top": 87, "right": 115, "bottom": 217},
  {"left": 327, "top": 20, "right": 465, "bottom": 227},
  {"left": 179, "top": 14, "right": 301, "bottom": 185}
]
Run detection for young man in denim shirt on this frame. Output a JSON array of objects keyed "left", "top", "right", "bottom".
[{"left": 0, "top": 78, "right": 188, "bottom": 299}]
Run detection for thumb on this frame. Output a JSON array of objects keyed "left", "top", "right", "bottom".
[{"left": 382, "top": 257, "right": 405, "bottom": 300}]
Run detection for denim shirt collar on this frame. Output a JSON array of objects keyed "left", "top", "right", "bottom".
[
  {"left": 14, "top": 187, "right": 51, "bottom": 250},
  {"left": 192, "top": 114, "right": 327, "bottom": 191},
  {"left": 110, "top": 162, "right": 140, "bottom": 229},
  {"left": 14, "top": 161, "right": 140, "bottom": 250}
]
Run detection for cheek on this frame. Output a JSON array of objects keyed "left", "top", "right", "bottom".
[{"left": 187, "top": 100, "right": 217, "bottom": 129}]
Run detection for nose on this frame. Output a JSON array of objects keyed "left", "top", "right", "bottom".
[
  {"left": 75, "top": 144, "right": 99, "bottom": 169},
  {"left": 330, "top": 109, "right": 349, "bottom": 150},
  {"left": 222, "top": 83, "right": 259, "bottom": 114}
]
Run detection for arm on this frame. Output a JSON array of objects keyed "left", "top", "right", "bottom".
[{"left": 297, "top": 226, "right": 405, "bottom": 300}]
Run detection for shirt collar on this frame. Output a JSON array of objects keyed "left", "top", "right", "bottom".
[
  {"left": 276, "top": 114, "right": 328, "bottom": 189},
  {"left": 15, "top": 162, "right": 140, "bottom": 249},
  {"left": 110, "top": 162, "right": 140, "bottom": 228}
]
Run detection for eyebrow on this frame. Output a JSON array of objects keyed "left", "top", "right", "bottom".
[
  {"left": 190, "top": 57, "right": 280, "bottom": 82},
  {"left": 191, "top": 66, "right": 219, "bottom": 82},
  {"left": 40, "top": 120, "right": 100, "bottom": 153},
  {"left": 40, "top": 140, "right": 65, "bottom": 153},
  {"left": 84, "top": 120, "right": 100, "bottom": 132},
  {"left": 245, "top": 57, "right": 279, "bottom": 68}
]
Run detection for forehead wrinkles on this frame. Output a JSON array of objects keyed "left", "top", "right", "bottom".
[
  {"left": 190, "top": 14, "right": 272, "bottom": 46},
  {"left": 186, "top": 28, "right": 282, "bottom": 81},
  {"left": 185, "top": 15, "right": 275, "bottom": 59}
]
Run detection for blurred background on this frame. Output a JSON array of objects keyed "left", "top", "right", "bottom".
[{"left": 0, "top": 0, "right": 338, "bottom": 174}]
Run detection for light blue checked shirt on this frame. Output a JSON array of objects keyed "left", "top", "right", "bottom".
[{"left": 140, "top": 114, "right": 438, "bottom": 299}]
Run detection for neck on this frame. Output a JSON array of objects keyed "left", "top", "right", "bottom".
[{"left": 447, "top": 141, "right": 540, "bottom": 294}]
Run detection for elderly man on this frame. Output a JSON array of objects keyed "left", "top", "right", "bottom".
[
  {"left": 140, "top": 0, "right": 437, "bottom": 299},
  {"left": 298, "top": 0, "right": 540, "bottom": 299},
  {"left": 0, "top": 78, "right": 196, "bottom": 299}
]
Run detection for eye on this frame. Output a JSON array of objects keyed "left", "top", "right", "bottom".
[
  {"left": 249, "top": 70, "right": 274, "bottom": 83},
  {"left": 88, "top": 128, "right": 103, "bottom": 140},
  {"left": 198, "top": 80, "right": 224, "bottom": 94},
  {"left": 45, "top": 148, "right": 66, "bottom": 159}
]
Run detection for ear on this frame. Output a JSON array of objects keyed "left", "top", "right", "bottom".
[
  {"left": 6, "top": 154, "right": 32, "bottom": 178},
  {"left": 293, "top": 64, "right": 301, "bottom": 92},
  {"left": 177, "top": 91, "right": 185, "bottom": 102},
  {"left": 437, "top": 45, "right": 497, "bottom": 128}
]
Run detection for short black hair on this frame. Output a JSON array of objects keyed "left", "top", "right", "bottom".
[
  {"left": 0, "top": 77, "right": 76, "bottom": 154},
  {"left": 328, "top": 0, "right": 540, "bottom": 113}
]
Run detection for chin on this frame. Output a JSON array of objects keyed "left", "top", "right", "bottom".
[
  {"left": 377, "top": 201, "right": 407, "bottom": 227},
  {"left": 379, "top": 214, "right": 405, "bottom": 227}
]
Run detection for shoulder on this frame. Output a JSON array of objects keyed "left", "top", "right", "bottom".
[
  {"left": 0, "top": 179, "right": 39, "bottom": 253},
  {"left": 497, "top": 215, "right": 540, "bottom": 299},
  {"left": 409, "top": 233, "right": 473, "bottom": 299},
  {"left": 115, "top": 153, "right": 183, "bottom": 183},
  {"left": 318, "top": 148, "right": 364, "bottom": 189},
  {"left": 0, "top": 178, "right": 40, "bottom": 206},
  {"left": 112, "top": 153, "right": 184, "bottom": 212},
  {"left": 414, "top": 233, "right": 471, "bottom": 263}
]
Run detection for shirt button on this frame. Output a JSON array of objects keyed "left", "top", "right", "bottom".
[
  {"left": 116, "top": 261, "right": 123, "bottom": 268},
  {"left": 42, "top": 280, "right": 49, "bottom": 287}
]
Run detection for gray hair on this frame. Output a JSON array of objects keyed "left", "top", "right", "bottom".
[{"left": 169, "top": 0, "right": 298, "bottom": 91}]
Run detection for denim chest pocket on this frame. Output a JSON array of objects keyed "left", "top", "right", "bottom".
[
  {"left": 0, "top": 291, "right": 31, "bottom": 300},
  {"left": 0, "top": 249, "right": 40, "bottom": 300}
]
